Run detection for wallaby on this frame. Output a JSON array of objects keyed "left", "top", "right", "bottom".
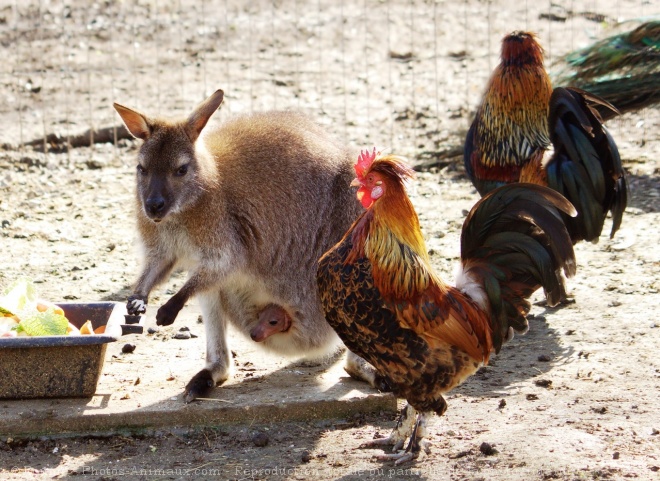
[{"left": 113, "top": 89, "right": 380, "bottom": 402}]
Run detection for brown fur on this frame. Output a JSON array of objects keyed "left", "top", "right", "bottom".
[{"left": 114, "top": 90, "right": 364, "bottom": 402}]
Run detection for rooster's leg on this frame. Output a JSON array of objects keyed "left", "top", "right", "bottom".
[
  {"left": 361, "top": 403, "right": 417, "bottom": 452},
  {"left": 375, "top": 411, "right": 431, "bottom": 465},
  {"left": 534, "top": 274, "right": 575, "bottom": 306}
]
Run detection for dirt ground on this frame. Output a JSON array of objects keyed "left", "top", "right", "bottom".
[{"left": 1, "top": 0, "right": 659, "bottom": 480}]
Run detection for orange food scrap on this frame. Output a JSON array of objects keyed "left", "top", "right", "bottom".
[
  {"left": 67, "top": 322, "right": 81, "bottom": 335},
  {"left": 36, "top": 301, "right": 65, "bottom": 316},
  {"left": 79, "top": 320, "right": 95, "bottom": 335}
]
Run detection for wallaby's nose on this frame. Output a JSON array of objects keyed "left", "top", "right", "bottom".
[{"left": 146, "top": 196, "right": 166, "bottom": 218}]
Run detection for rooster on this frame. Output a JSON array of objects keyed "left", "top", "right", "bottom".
[
  {"left": 464, "top": 31, "right": 627, "bottom": 245},
  {"left": 317, "top": 149, "right": 576, "bottom": 464}
]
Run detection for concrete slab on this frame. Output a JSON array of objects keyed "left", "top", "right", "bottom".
[{"left": 0, "top": 304, "right": 396, "bottom": 439}]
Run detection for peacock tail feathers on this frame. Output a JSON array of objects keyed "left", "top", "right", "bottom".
[{"left": 553, "top": 20, "right": 660, "bottom": 116}]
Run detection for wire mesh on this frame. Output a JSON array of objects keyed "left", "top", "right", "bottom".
[{"left": 0, "top": 0, "right": 656, "bottom": 164}]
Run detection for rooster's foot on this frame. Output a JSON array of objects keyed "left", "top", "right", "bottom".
[
  {"left": 362, "top": 435, "right": 405, "bottom": 452},
  {"left": 534, "top": 294, "right": 575, "bottom": 307},
  {"left": 363, "top": 405, "right": 431, "bottom": 464},
  {"left": 375, "top": 451, "right": 418, "bottom": 465},
  {"left": 360, "top": 404, "right": 416, "bottom": 452},
  {"left": 375, "top": 415, "right": 430, "bottom": 465}
]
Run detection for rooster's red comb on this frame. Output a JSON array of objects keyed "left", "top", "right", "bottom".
[{"left": 354, "top": 148, "right": 379, "bottom": 181}]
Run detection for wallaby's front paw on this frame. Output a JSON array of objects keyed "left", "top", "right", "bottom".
[
  {"left": 127, "top": 295, "right": 148, "bottom": 315},
  {"left": 155, "top": 296, "right": 184, "bottom": 326},
  {"left": 183, "top": 369, "right": 215, "bottom": 403}
]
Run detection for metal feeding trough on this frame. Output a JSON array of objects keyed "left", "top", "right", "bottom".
[{"left": 0, "top": 302, "right": 143, "bottom": 399}]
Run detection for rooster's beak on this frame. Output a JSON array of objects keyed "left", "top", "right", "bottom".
[{"left": 350, "top": 178, "right": 362, "bottom": 187}]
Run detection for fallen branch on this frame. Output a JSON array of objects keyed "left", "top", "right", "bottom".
[
  {"left": 19, "top": 124, "right": 133, "bottom": 153},
  {"left": 412, "top": 144, "right": 464, "bottom": 172}
]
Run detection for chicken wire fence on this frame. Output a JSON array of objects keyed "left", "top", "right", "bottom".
[{"left": 0, "top": 0, "right": 657, "bottom": 163}]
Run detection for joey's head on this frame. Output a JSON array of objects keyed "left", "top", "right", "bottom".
[
  {"left": 113, "top": 89, "right": 224, "bottom": 223},
  {"left": 250, "top": 303, "right": 292, "bottom": 343}
]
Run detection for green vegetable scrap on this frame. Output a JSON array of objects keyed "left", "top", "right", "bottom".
[
  {"left": 0, "top": 277, "right": 37, "bottom": 316},
  {"left": 16, "top": 309, "right": 69, "bottom": 336}
]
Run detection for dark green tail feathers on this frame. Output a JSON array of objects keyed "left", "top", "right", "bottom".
[
  {"left": 547, "top": 87, "right": 627, "bottom": 243},
  {"left": 459, "top": 184, "right": 577, "bottom": 351}
]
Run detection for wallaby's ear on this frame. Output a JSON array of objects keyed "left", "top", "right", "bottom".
[
  {"left": 185, "top": 89, "right": 224, "bottom": 143},
  {"left": 113, "top": 103, "right": 151, "bottom": 140}
]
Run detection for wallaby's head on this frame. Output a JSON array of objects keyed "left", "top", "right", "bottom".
[{"left": 113, "top": 89, "right": 225, "bottom": 223}]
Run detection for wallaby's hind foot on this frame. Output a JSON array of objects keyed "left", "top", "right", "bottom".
[
  {"left": 184, "top": 368, "right": 225, "bottom": 403},
  {"left": 344, "top": 351, "right": 391, "bottom": 392}
]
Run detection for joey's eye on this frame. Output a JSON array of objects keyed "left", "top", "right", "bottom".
[
  {"left": 136, "top": 164, "right": 147, "bottom": 175},
  {"left": 175, "top": 164, "right": 189, "bottom": 176}
]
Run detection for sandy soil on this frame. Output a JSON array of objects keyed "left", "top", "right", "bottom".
[{"left": 1, "top": 0, "right": 659, "bottom": 480}]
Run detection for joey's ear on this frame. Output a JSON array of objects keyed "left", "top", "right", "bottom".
[
  {"left": 185, "top": 89, "right": 224, "bottom": 143},
  {"left": 113, "top": 103, "right": 151, "bottom": 140}
]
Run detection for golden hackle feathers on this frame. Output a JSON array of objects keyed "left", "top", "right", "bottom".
[
  {"left": 357, "top": 153, "right": 430, "bottom": 271},
  {"left": 470, "top": 31, "right": 553, "bottom": 175}
]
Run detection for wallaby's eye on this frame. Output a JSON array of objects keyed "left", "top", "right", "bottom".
[
  {"left": 175, "top": 164, "right": 189, "bottom": 177},
  {"left": 136, "top": 164, "right": 147, "bottom": 175}
]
